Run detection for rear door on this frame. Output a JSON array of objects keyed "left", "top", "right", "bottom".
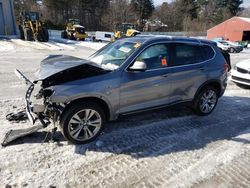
[{"left": 167, "top": 43, "right": 214, "bottom": 103}]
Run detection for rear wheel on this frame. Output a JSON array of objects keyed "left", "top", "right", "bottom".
[
  {"left": 37, "top": 28, "right": 49, "bottom": 42},
  {"left": 60, "top": 102, "right": 105, "bottom": 144},
  {"left": 192, "top": 86, "right": 218, "bottom": 116},
  {"left": 229, "top": 47, "right": 235, "bottom": 53},
  {"left": 61, "top": 31, "right": 67, "bottom": 39},
  {"left": 42, "top": 28, "right": 49, "bottom": 42},
  {"left": 19, "top": 26, "right": 25, "bottom": 40},
  {"left": 69, "top": 33, "right": 75, "bottom": 40}
]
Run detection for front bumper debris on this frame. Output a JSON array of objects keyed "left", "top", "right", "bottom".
[
  {"left": 15, "top": 69, "right": 37, "bottom": 124},
  {"left": 1, "top": 124, "right": 45, "bottom": 146},
  {"left": 1, "top": 69, "right": 49, "bottom": 146}
]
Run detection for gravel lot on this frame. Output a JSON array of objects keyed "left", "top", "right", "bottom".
[{"left": 0, "top": 39, "right": 250, "bottom": 188}]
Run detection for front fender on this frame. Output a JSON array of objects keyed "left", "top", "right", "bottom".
[{"left": 49, "top": 85, "right": 119, "bottom": 120}]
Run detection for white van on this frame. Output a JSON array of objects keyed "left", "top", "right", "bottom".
[{"left": 95, "top": 31, "right": 114, "bottom": 42}]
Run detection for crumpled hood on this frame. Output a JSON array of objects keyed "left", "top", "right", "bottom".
[
  {"left": 35, "top": 55, "right": 103, "bottom": 81},
  {"left": 236, "top": 59, "right": 250, "bottom": 70},
  {"left": 34, "top": 55, "right": 110, "bottom": 88}
]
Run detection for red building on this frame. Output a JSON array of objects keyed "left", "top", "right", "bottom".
[{"left": 207, "top": 17, "right": 250, "bottom": 42}]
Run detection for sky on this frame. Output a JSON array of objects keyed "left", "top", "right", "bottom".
[{"left": 153, "top": 0, "right": 250, "bottom": 8}]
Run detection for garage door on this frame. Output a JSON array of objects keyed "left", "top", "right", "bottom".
[{"left": 0, "top": 3, "right": 4, "bottom": 35}]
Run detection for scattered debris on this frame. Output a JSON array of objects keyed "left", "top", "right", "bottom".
[{"left": 6, "top": 109, "right": 28, "bottom": 122}]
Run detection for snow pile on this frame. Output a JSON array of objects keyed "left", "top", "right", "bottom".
[
  {"left": 0, "top": 40, "right": 15, "bottom": 52},
  {"left": 76, "top": 41, "right": 108, "bottom": 50}
]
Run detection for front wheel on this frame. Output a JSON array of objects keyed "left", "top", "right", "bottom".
[
  {"left": 60, "top": 102, "right": 105, "bottom": 144},
  {"left": 192, "top": 86, "right": 218, "bottom": 116},
  {"left": 24, "top": 28, "right": 33, "bottom": 41}
]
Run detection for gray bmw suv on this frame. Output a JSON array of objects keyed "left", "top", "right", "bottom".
[{"left": 15, "top": 36, "right": 229, "bottom": 144}]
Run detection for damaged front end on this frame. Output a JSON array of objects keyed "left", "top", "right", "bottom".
[
  {"left": 2, "top": 69, "right": 59, "bottom": 146},
  {"left": 16, "top": 68, "right": 62, "bottom": 127},
  {"left": 2, "top": 55, "right": 109, "bottom": 146}
]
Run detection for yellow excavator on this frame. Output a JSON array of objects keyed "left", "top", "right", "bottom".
[
  {"left": 19, "top": 11, "right": 49, "bottom": 42},
  {"left": 114, "top": 23, "right": 140, "bottom": 39},
  {"left": 61, "top": 19, "right": 88, "bottom": 40}
]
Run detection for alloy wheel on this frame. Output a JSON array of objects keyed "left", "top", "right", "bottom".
[
  {"left": 199, "top": 90, "right": 217, "bottom": 114},
  {"left": 68, "top": 109, "right": 102, "bottom": 141}
]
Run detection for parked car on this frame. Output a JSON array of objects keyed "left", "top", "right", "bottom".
[
  {"left": 231, "top": 59, "right": 250, "bottom": 87},
  {"left": 95, "top": 31, "right": 114, "bottom": 42},
  {"left": 236, "top": 41, "right": 248, "bottom": 48},
  {"left": 216, "top": 41, "right": 230, "bottom": 51},
  {"left": 218, "top": 41, "right": 243, "bottom": 53},
  {"left": 14, "top": 36, "right": 229, "bottom": 144}
]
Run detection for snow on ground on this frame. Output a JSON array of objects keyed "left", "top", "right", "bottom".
[
  {"left": 0, "top": 40, "right": 15, "bottom": 52},
  {"left": 76, "top": 41, "right": 107, "bottom": 50},
  {"left": 0, "top": 38, "right": 249, "bottom": 187},
  {"left": 0, "top": 38, "right": 106, "bottom": 52}
]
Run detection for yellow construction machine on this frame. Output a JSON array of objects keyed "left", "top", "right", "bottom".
[
  {"left": 114, "top": 23, "right": 140, "bottom": 39},
  {"left": 61, "top": 19, "right": 87, "bottom": 40},
  {"left": 19, "top": 11, "right": 49, "bottom": 42}
]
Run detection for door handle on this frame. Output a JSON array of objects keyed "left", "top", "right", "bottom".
[
  {"left": 161, "top": 74, "right": 168, "bottom": 77},
  {"left": 199, "top": 67, "right": 205, "bottom": 71}
]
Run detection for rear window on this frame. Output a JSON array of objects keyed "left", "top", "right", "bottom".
[{"left": 173, "top": 43, "right": 204, "bottom": 66}]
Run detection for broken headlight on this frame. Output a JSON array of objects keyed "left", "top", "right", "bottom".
[
  {"left": 43, "top": 89, "right": 54, "bottom": 98},
  {"left": 35, "top": 89, "right": 54, "bottom": 99}
]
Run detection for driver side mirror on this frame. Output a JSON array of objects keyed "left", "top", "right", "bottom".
[{"left": 129, "top": 61, "right": 147, "bottom": 72}]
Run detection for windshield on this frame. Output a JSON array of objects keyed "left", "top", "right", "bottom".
[
  {"left": 219, "top": 41, "right": 229, "bottom": 45},
  {"left": 25, "top": 12, "right": 39, "bottom": 22},
  {"left": 89, "top": 40, "right": 141, "bottom": 70},
  {"left": 69, "top": 19, "right": 80, "bottom": 25}
]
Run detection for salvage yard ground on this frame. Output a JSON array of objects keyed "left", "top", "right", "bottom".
[{"left": 0, "top": 39, "right": 250, "bottom": 188}]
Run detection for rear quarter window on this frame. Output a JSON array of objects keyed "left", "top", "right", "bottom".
[{"left": 200, "top": 45, "right": 215, "bottom": 61}]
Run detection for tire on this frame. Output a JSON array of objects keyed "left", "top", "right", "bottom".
[
  {"left": 42, "top": 28, "right": 49, "bottom": 42},
  {"left": 19, "top": 26, "right": 25, "bottom": 40},
  {"left": 192, "top": 86, "right": 218, "bottom": 116},
  {"left": 37, "top": 28, "right": 49, "bottom": 42},
  {"left": 60, "top": 102, "right": 105, "bottom": 144},
  {"left": 229, "top": 47, "right": 235, "bottom": 53},
  {"left": 24, "top": 28, "right": 33, "bottom": 41},
  {"left": 69, "top": 33, "right": 75, "bottom": 40},
  {"left": 61, "top": 31, "right": 67, "bottom": 39}
]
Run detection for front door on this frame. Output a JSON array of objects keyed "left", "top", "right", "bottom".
[{"left": 119, "top": 43, "right": 172, "bottom": 113}]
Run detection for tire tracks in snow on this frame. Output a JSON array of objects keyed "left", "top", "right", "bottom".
[{"left": 69, "top": 113, "right": 250, "bottom": 187}]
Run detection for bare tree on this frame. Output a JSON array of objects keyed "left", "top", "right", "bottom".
[{"left": 241, "top": 7, "right": 250, "bottom": 17}]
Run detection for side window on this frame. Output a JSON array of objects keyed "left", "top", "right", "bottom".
[
  {"left": 136, "top": 44, "right": 170, "bottom": 70},
  {"left": 201, "top": 45, "right": 215, "bottom": 60},
  {"left": 173, "top": 43, "right": 204, "bottom": 66}
]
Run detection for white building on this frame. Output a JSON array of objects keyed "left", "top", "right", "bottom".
[{"left": 0, "top": 0, "right": 17, "bottom": 35}]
